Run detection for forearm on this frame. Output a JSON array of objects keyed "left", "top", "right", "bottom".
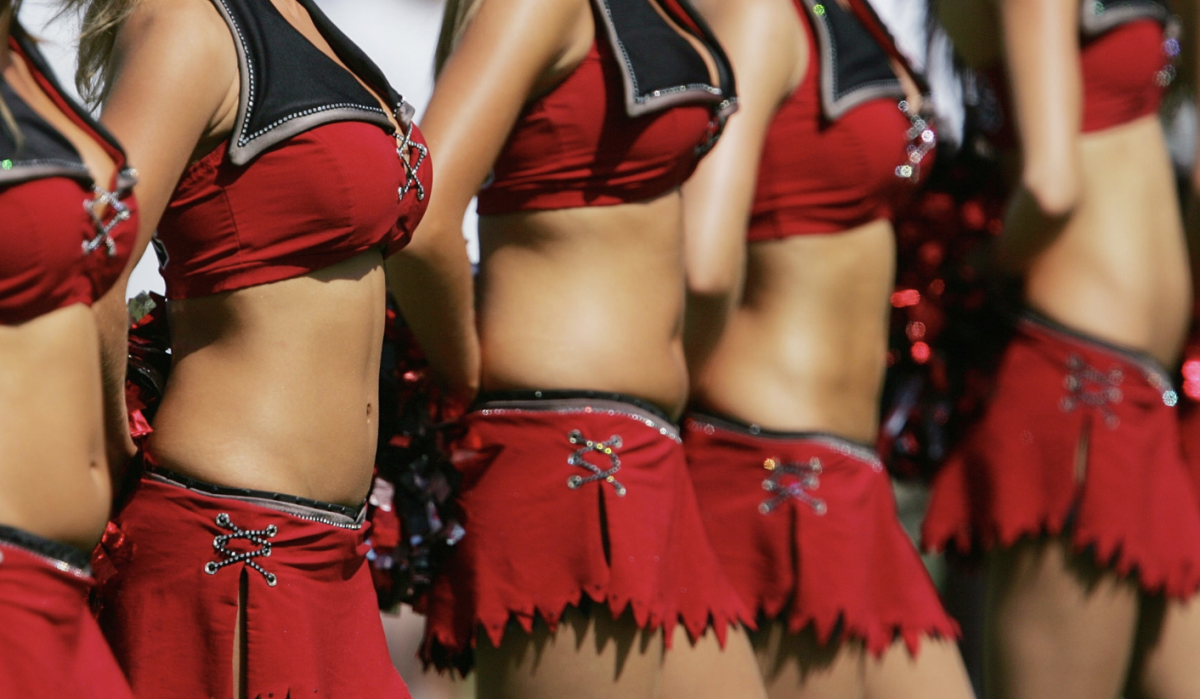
[
  {"left": 386, "top": 226, "right": 480, "bottom": 406},
  {"left": 994, "top": 0, "right": 1082, "bottom": 273},
  {"left": 93, "top": 273, "right": 137, "bottom": 484},
  {"left": 994, "top": 185, "right": 1072, "bottom": 275},
  {"left": 1000, "top": 0, "right": 1082, "bottom": 214},
  {"left": 1189, "top": 0, "right": 1200, "bottom": 301},
  {"left": 683, "top": 240, "right": 745, "bottom": 376}
]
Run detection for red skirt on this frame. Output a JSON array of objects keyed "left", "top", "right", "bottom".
[
  {"left": 683, "top": 415, "right": 959, "bottom": 657},
  {"left": 421, "top": 391, "right": 752, "bottom": 674},
  {"left": 1181, "top": 401, "right": 1200, "bottom": 501},
  {"left": 95, "top": 468, "right": 410, "bottom": 699},
  {"left": 0, "top": 524, "right": 133, "bottom": 699},
  {"left": 923, "top": 313, "right": 1200, "bottom": 598}
]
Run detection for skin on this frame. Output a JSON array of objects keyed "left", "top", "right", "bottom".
[
  {"left": 683, "top": 1, "right": 974, "bottom": 697},
  {"left": 97, "top": 3, "right": 457, "bottom": 695},
  {"left": 100, "top": 0, "right": 438, "bottom": 507},
  {"left": 943, "top": 2, "right": 1200, "bottom": 698},
  {"left": 417, "top": 0, "right": 763, "bottom": 696},
  {"left": 0, "top": 3, "right": 137, "bottom": 552}
]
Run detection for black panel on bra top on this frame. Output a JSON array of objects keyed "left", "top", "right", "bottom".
[
  {"left": 799, "top": 0, "right": 905, "bottom": 122},
  {"left": 207, "top": 0, "right": 414, "bottom": 165},
  {"left": 0, "top": 26, "right": 133, "bottom": 188}
]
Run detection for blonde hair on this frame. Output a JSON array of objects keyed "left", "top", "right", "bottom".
[
  {"left": 434, "top": 0, "right": 483, "bottom": 77},
  {"left": 60, "top": 0, "right": 139, "bottom": 105},
  {"left": 0, "top": 97, "right": 20, "bottom": 152},
  {"left": 2, "top": 0, "right": 24, "bottom": 149}
]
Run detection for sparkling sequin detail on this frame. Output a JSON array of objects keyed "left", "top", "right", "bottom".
[
  {"left": 395, "top": 119, "right": 428, "bottom": 203},
  {"left": 1060, "top": 354, "right": 1125, "bottom": 428},
  {"left": 760, "top": 457, "right": 827, "bottom": 515},
  {"left": 895, "top": 100, "right": 935, "bottom": 181},
  {"left": 203, "top": 513, "right": 278, "bottom": 586},
  {"left": 566, "top": 430, "right": 627, "bottom": 496},
  {"left": 82, "top": 186, "right": 131, "bottom": 257}
]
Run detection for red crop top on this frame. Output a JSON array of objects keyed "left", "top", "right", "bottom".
[
  {"left": 748, "top": 2, "right": 919, "bottom": 241},
  {"left": 476, "top": 39, "right": 715, "bottom": 214},
  {"left": 160, "top": 121, "right": 428, "bottom": 299},
  {"left": 0, "top": 32, "right": 138, "bottom": 326},
  {"left": 985, "top": 19, "right": 1170, "bottom": 150},
  {"left": 476, "top": 0, "right": 736, "bottom": 215},
  {"left": 1082, "top": 19, "right": 1167, "bottom": 132},
  {"left": 154, "top": 0, "right": 431, "bottom": 300}
]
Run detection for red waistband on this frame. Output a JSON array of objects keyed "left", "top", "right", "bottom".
[
  {"left": 1016, "top": 312, "right": 1177, "bottom": 406},
  {"left": 0, "top": 532, "right": 94, "bottom": 604}
]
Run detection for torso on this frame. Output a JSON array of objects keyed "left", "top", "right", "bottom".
[
  {"left": 476, "top": 0, "right": 733, "bottom": 418},
  {"left": 147, "top": 0, "right": 429, "bottom": 506},
  {"left": 943, "top": 0, "right": 1187, "bottom": 364},
  {"left": 692, "top": 0, "right": 917, "bottom": 440},
  {"left": 0, "top": 29, "right": 137, "bottom": 549}
]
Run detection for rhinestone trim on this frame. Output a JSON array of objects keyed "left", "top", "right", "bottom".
[
  {"left": 566, "top": 430, "right": 626, "bottom": 496},
  {"left": 82, "top": 185, "right": 131, "bottom": 257},
  {"left": 203, "top": 513, "right": 279, "bottom": 586},
  {"left": 760, "top": 456, "right": 827, "bottom": 515}
]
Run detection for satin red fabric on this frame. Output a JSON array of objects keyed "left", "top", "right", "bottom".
[
  {"left": 746, "top": 2, "right": 916, "bottom": 241},
  {"left": 96, "top": 473, "right": 410, "bottom": 699},
  {"left": 421, "top": 397, "right": 750, "bottom": 674},
  {"left": 475, "top": 37, "right": 713, "bottom": 215},
  {"left": 923, "top": 315, "right": 1200, "bottom": 598},
  {"left": 158, "top": 119, "right": 430, "bottom": 300},
  {"left": 684, "top": 417, "right": 958, "bottom": 656},
  {"left": 984, "top": 19, "right": 1168, "bottom": 151},
  {"left": 0, "top": 37, "right": 139, "bottom": 326},
  {"left": 0, "top": 536, "right": 133, "bottom": 699}
]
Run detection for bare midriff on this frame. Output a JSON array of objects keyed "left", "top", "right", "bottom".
[
  {"left": 148, "top": 250, "right": 387, "bottom": 507},
  {"left": 940, "top": 0, "right": 1189, "bottom": 364},
  {"left": 477, "top": 191, "right": 690, "bottom": 418},
  {"left": 692, "top": 219, "right": 896, "bottom": 443},
  {"left": 0, "top": 305, "right": 111, "bottom": 550},
  {"left": 1025, "top": 116, "right": 1191, "bottom": 365}
]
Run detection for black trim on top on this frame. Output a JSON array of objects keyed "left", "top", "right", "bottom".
[
  {"left": 592, "top": 0, "right": 737, "bottom": 119},
  {"left": 476, "top": 388, "right": 675, "bottom": 424},
  {"left": 799, "top": 0, "right": 905, "bottom": 121},
  {"left": 206, "top": 0, "right": 413, "bottom": 166},
  {"left": 1, "top": 26, "right": 134, "bottom": 189},
  {"left": 1080, "top": 0, "right": 1168, "bottom": 39},
  {"left": 1019, "top": 309, "right": 1175, "bottom": 390},
  {"left": 686, "top": 409, "right": 876, "bottom": 450},
  {"left": 0, "top": 523, "right": 93, "bottom": 574},
  {"left": 146, "top": 466, "right": 364, "bottom": 519}
]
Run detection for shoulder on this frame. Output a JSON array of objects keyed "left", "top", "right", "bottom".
[
  {"left": 691, "top": 0, "right": 802, "bottom": 100},
  {"left": 442, "top": 0, "right": 593, "bottom": 93},
  {"left": 464, "top": 0, "right": 592, "bottom": 49},
  {"left": 114, "top": 0, "right": 237, "bottom": 75},
  {"left": 103, "top": 0, "right": 239, "bottom": 143}
]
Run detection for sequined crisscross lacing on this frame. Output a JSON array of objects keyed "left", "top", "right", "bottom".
[
  {"left": 566, "top": 430, "right": 627, "bottom": 496},
  {"left": 1060, "top": 354, "right": 1124, "bottom": 429},
  {"left": 760, "top": 456, "right": 827, "bottom": 515},
  {"left": 82, "top": 185, "right": 131, "bottom": 257},
  {"left": 895, "top": 100, "right": 935, "bottom": 181},
  {"left": 395, "top": 122, "right": 428, "bottom": 203},
  {"left": 203, "top": 513, "right": 279, "bottom": 586}
]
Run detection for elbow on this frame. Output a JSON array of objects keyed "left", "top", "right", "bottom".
[
  {"left": 687, "top": 259, "right": 743, "bottom": 306},
  {"left": 438, "top": 350, "right": 481, "bottom": 411},
  {"left": 402, "top": 218, "right": 463, "bottom": 259},
  {"left": 1021, "top": 167, "right": 1081, "bottom": 222}
]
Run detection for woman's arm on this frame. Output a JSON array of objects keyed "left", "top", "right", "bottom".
[
  {"left": 385, "top": 0, "right": 591, "bottom": 405},
  {"left": 993, "top": 0, "right": 1083, "bottom": 273},
  {"left": 90, "top": 0, "right": 237, "bottom": 477},
  {"left": 681, "top": 0, "right": 803, "bottom": 372},
  {"left": 1185, "top": 0, "right": 1200, "bottom": 301}
]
